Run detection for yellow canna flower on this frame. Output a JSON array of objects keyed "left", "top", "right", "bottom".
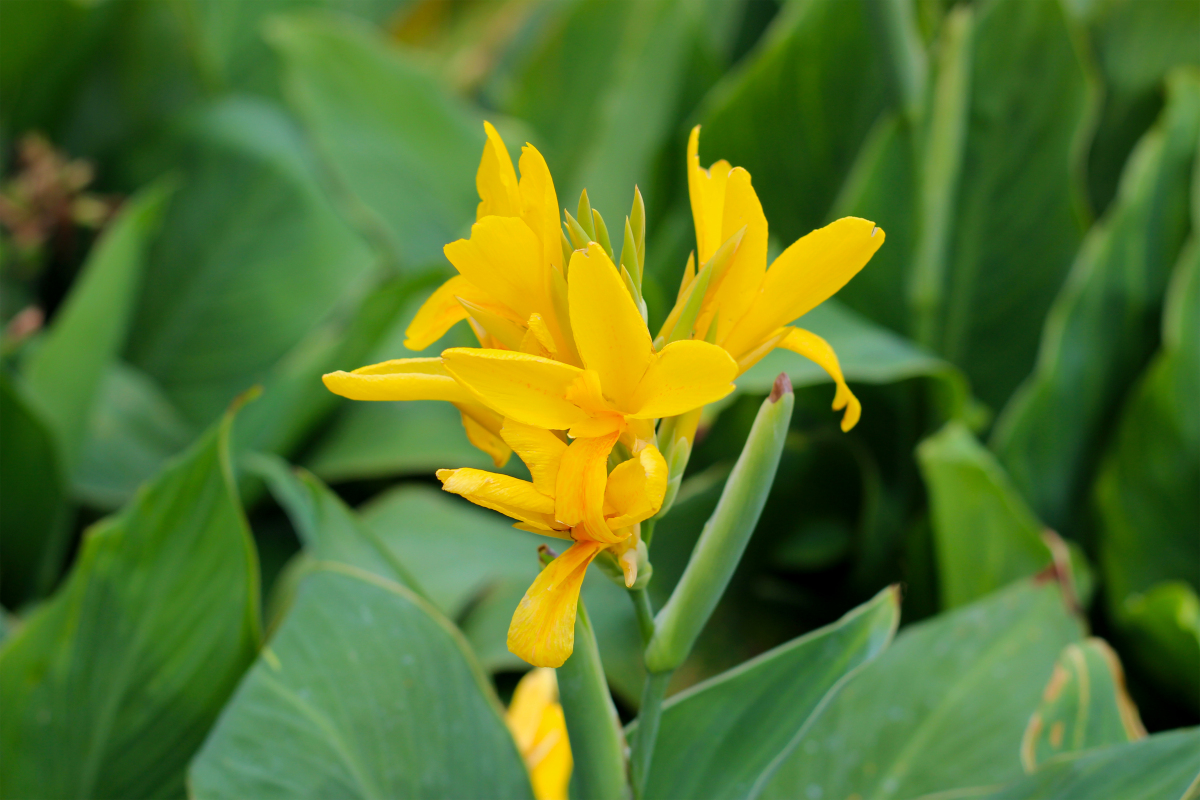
[
  {"left": 506, "top": 668, "right": 572, "bottom": 800},
  {"left": 442, "top": 241, "right": 738, "bottom": 447},
  {"left": 437, "top": 419, "right": 667, "bottom": 667},
  {"left": 659, "top": 126, "right": 886, "bottom": 433}
]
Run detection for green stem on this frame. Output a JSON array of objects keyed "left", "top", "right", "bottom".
[
  {"left": 641, "top": 517, "right": 657, "bottom": 549},
  {"left": 629, "top": 588, "right": 655, "bottom": 646},
  {"left": 631, "top": 670, "right": 672, "bottom": 799},
  {"left": 556, "top": 601, "right": 628, "bottom": 800}
]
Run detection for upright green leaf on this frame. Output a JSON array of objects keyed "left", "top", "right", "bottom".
[
  {"left": 24, "top": 181, "right": 172, "bottom": 467},
  {"left": 268, "top": 12, "right": 481, "bottom": 267},
  {"left": 982, "top": 728, "right": 1200, "bottom": 800},
  {"left": 917, "top": 421, "right": 1053, "bottom": 608},
  {"left": 0, "top": 405, "right": 260, "bottom": 799},
  {"left": 916, "top": 0, "right": 1095, "bottom": 409},
  {"left": 640, "top": 587, "right": 900, "bottom": 800},
  {"left": 760, "top": 579, "right": 1085, "bottom": 800},
  {"left": 189, "top": 565, "right": 534, "bottom": 800},
  {"left": 126, "top": 97, "right": 374, "bottom": 426},
  {"left": 1019, "top": 638, "right": 1146, "bottom": 771},
  {"left": 993, "top": 72, "right": 1200, "bottom": 534}
]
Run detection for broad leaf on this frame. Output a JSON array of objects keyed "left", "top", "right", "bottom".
[
  {"left": 760, "top": 579, "right": 1085, "bottom": 800},
  {"left": 639, "top": 586, "right": 900, "bottom": 800},
  {"left": 189, "top": 565, "right": 533, "bottom": 799},
  {"left": 982, "top": 727, "right": 1200, "bottom": 800},
  {"left": 1020, "top": 638, "right": 1145, "bottom": 770},
  {"left": 0, "top": 404, "right": 260, "bottom": 799},
  {"left": 268, "top": 12, "right": 481, "bottom": 267},
  {"left": 917, "top": 421, "right": 1053, "bottom": 608},
  {"left": 993, "top": 72, "right": 1200, "bottom": 534}
]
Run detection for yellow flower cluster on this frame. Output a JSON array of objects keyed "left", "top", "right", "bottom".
[{"left": 323, "top": 122, "right": 884, "bottom": 669}]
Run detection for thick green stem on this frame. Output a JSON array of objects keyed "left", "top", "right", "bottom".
[
  {"left": 629, "top": 588, "right": 655, "bottom": 646},
  {"left": 557, "top": 602, "right": 628, "bottom": 800},
  {"left": 630, "top": 670, "right": 672, "bottom": 799}
]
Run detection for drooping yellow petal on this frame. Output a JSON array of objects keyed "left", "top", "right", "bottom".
[
  {"left": 404, "top": 275, "right": 485, "bottom": 351},
  {"left": 777, "top": 327, "right": 861, "bottom": 432},
  {"left": 709, "top": 167, "right": 768, "bottom": 342},
  {"left": 518, "top": 143, "right": 563, "bottom": 274},
  {"left": 554, "top": 432, "right": 622, "bottom": 544},
  {"left": 567, "top": 243, "right": 654, "bottom": 409},
  {"left": 628, "top": 340, "right": 737, "bottom": 419},
  {"left": 508, "top": 539, "right": 605, "bottom": 667},
  {"left": 506, "top": 668, "right": 573, "bottom": 800},
  {"left": 501, "top": 419, "right": 567, "bottom": 496},
  {"left": 444, "top": 216, "right": 547, "bottom": 324},
  {"left": 442, "top": 348, "right": 589, "bottom": 430},
  {"left": 722, "top": 217, "right": 885, "bottom": 361},
  {"left": 477, "top": 121, "right": 521, "bottom": 220},
  {"left": 457, "top": 406, "right": 512, "bottom": 468},
  {"left": 437, "top": 468, "right": 560, "bottom": 531},
  {"left": 322, "top": 358, "right": 474, "bottom": 403},
  {"left": 687, "top": 126, "right": 733, "bottom": 264},
  {"left": 604, "top": 445, "right": 668, "bottom": 529}
]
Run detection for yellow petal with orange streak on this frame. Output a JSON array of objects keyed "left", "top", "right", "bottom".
[
  {"left": 722, "top": 218, "right": 884, "bottom": 361},
  {"left": 501, "top": 419, "right": 567, "bottom": 496},
  {"left": 444, "top": 216, "right": 547, "bottom": 323},
  {"left": 604, "top": 445, "right": 668, "bottom": 529},
  {"left": 628, "top": 340, "right": 737, "bottom": 419},
  {"left": 322, "top": 357, "right": 473, "bottom": 403},
  {"left": 442, "top": 348, "right": 589, "bottom": 431},
  {"left": 777, "top": 327, "right": 861, "bottom": 431},
  {"left": 567, "top": 244, "right": 654, "bottom": 410},
  {"left": 507, "top": 539, "right": 605, "bottom": 668},
  {"left": 553, "top": 433, "right": 620, "bottom": 543},
  {"left": 437, "top": 468, "right": 558, "bottom": 530},
  {"left": 518, "top": 144, "right": 563, "bottom": 274},
  {"left": 477, "top": 121, "right": 520, "bottom": 220}
]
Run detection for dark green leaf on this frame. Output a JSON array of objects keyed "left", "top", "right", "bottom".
[
  {"left": 0, "top": 404, "right": 260, "bottom": 799},
  {"left": 189, "top": 565, "right": 533, "bottom": 800}
]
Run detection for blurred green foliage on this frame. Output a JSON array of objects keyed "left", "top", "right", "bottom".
[{"left": 2, "top": 0, "right": 1198, "bottom": 796}]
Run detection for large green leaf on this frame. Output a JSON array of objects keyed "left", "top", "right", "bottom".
[
  {"left": 760, "top": 578, "right": 1085, "bottom": 800},
  {"left": 268, "top": 12, "right": 481, "bottom": 267},
  {"left": 917, "top": 421, "right": 1054, "bottom": 609},
  {"left": 1019, "top": 638, "right": 1145, "bottom": 771},
  {"left": 24, "top": 181, "right": 172, "bottom": 467},
  {"left": 0, "top": 374, "right": 68, "bottom": 607},
  {"left": 912, "top": 0, "right": 1094, "bottom": 410},
  {"left": 982, "top": 727, "right": 1200, "bottom": 800},
  {"left": 696, "top": 0, "right": 901, "bottom": 243},
  {"left": 639, "top": 586, "right": 900, "bottom": 800},
  {"left": 0, "top": 405, "right": 260, "bottom": 799},
  {"left": 1095, "top": 232, "right": 1200, "bottom": 706},
  {"left": 189, "top": 564, "right": 534, "bottom": 800},
  {"left": 992, "top": 71, "right": 1200, "bottom": 534},
  {"left": 126, "top": 96, "right": 374, "bottom": 427}
]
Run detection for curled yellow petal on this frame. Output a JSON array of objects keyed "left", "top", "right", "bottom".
[
  {"left": 444, "top": 216, "right": 547, "bottom": 325},
  {"left": 442, "top": 348, "right": 588, "bottom": 430},
  {"left": 404, "top": 275, "right": 483, "bottom": 351},
  {"left": 722, "top": 217, "right": 885, "bottom": 361},
  {"left": 628, "top": 340, "right": 737, "bottom": 420},
  {"left": 777, "top": 326, "right": 861, "bottom": 431},
  {"left": 554, "top": 433, "right": 621, "bottom": 544},
  {"left": 437, "top": 468, "right": 560, "bottom": 531},
  {"left": 506, "top": 668, "right": 573, "bottom": 800},
  {"left": 322, "top": 357, "right": 474, "bottom": 403},
  {"left": 508, "top": 539, "right": 605, "bottom": 668},
  {"left": 604, "top": 445, "right": 668, "bottom": 529},
  {"left": 457, "top": 406, "right": 512, "bottom": 468},
  {"left": 501, "top": 419, "right": 567, "bottom": 496},
  {"left": 568, "top": 243, "right": 654, "bottom": 409},
  {"left": 477, "top": 121, "right": 520, "bottom": 220}
]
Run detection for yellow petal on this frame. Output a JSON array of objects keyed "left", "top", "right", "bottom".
[
  {"left": 508, "top": 539, "right": 605, "bottom": 667},
  {"left": 777, "top": 327, "right": 862, "bottom": 431},
  {"left": 322, "top": 357, "right": 473, "bottom": 403},
  {"left": 518, "top": 143, "right": 563, "bottom": 274},
  {"left": 501, "top": 419, "right": 567, "bottom": 496},
  {"left": 457, "top": 405, "right": 512, "bottom": 468},
  {"left": 444, "top": 216, "right": 547, "bottom": 324},
  {"left": 567, "top": 414, "right": 625, "bottom": 440},
  {"left": 477, "top": 121, "right": 520, "bottom": 220},
  {"left": 507, "top": 667, "right": 559, "bottom": 753},
  {"left": 554, "top": 433, "right": 622, "bottom": 543},
  {"left": 604, "top": 445, "right": 668, "bottom": 529},
  {"left": 567, "top": 243, "right": 654, "bottom": 409},
  {"left": 404, "top": 275, "right": 482, "bottom": 351},
  {"left": 457, "top": 295, "right": 529, "bottom": 351},
  {"left": 687, "top": 126, "right": 732, "bottom": 264},
  {"left": 527, "top": 701, "right": 572, "bottom": 800},
  {"left": 437, "top": 468, "right": 559, "bottom": 530},
  {"left": 709, "top": 167, "right": 768, "bottom": 343},
  {"left": 722, "top": 217, "right": 885, "bottom": 361},
  {"left": 628, "top": 340, "right": 737, "bottom": 419},
  {"left": 442, "top": 348, "right": 589, "bottom": 430}
]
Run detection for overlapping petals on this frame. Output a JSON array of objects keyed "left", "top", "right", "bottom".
[{"left": 506, "top": 668, "right": 572, "bottom": 800}]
